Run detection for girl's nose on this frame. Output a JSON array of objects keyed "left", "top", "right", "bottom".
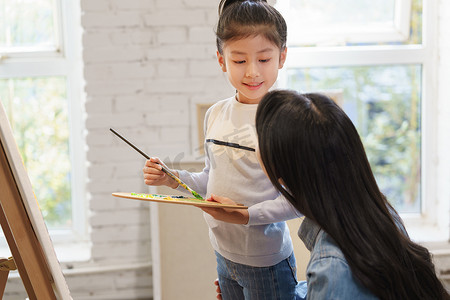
[{"left": 245, "top": 62, "right": 259, "bottom": 78}]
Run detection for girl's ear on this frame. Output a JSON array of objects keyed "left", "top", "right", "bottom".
[
  {"left": 217, "top": 51, "right": 227, "bottom": 72},
  {"left": 278, "top": 47, "right": 287, "bottom": 69}
]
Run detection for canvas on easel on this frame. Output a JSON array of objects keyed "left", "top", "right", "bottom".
[{"left": 0, "top": 101, "right": 72, "bottom": 299}]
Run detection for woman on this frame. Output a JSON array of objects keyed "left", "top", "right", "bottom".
[{"left": 254, "top": 90, "right": 449, "bottom": 299}]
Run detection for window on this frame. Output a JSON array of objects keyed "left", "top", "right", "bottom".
[
  {"left": 276, "top": 0, "right": 446, "bottom": 240},
  {"left": 0, "top": 0, "right": 84, "bottom": 240},
  {"left": 277, "top": 0, "right": 416, "bottom": 46}
]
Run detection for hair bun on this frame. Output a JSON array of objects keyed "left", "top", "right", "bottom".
[{"left": 219, "top": 0, "right": 268, "bottom": 15}]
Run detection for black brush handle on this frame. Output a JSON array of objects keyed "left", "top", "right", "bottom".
[
  {"left": 110, "top": 128, "right": 150, "bottom": 159},
  {"left": 109, "top": 128, "right": 204, "bottom": 200}
]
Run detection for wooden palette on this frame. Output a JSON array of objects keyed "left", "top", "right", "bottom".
[{"left": 112, "top": 192, "right": 248, "bottom": 209}]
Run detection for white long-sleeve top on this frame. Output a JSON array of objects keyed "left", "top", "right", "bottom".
[{"left": 177, "top": 97, "right": 301, "bottom": 267}]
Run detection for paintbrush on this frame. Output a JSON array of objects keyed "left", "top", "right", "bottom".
[{"left": 110, "top": 128, "right": 204, "bottom": 200}]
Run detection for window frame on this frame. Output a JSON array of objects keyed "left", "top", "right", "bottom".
[
  {"left": 0, "top": 0, "right": 86, "bottom": 243},
  {"left": 275, "top": 0, "right": 447, "bottom": 242},
  {"left": 0, "top": 0, "right": 64, "bottom": 58},
  {"left": 277, "top": 0, "right": 413, "bottom": 45}
]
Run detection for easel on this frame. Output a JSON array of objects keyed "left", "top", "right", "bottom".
[
  {"left": 0, "top": 102, "right": 72, "bottom": 299},
  {"left": 0, "top": 137, "right": 57, "bottom": 299}
]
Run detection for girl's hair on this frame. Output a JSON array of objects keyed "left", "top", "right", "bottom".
[
  {"left": 216, "top": 0, "right": 287, "bottom": 54},
  {"left": 256, "top": 90, "right": 449, "bottom": 300}
]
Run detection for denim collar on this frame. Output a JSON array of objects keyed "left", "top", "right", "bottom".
[{"left": 298, "top": 217, "right": 321, "bottom": 251}]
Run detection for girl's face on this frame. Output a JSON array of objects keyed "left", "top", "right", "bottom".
[{"left": 217, "top": 35, "right": 287, "bottom": 104}]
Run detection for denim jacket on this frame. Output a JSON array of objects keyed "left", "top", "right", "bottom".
[{"left": 297, "top": 218, "right": 379, "bottom": 300}]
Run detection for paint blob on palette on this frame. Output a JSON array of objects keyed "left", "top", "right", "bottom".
[
  {"left": 112, "top": 192, "right": 248, "bottom": 209},
  {"left": 131, "top": 192, "right": 205, "bottom": 202}
]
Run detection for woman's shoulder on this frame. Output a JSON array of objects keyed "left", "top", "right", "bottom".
[
  {"left": 311, "top": 230, "right": 346, "bottom": 261},
  {"left": 298, "top": 218, "right": 347, "bottom": 262},
  {"left": 307, "top": 230, "right": 378, "bottom": 299}
]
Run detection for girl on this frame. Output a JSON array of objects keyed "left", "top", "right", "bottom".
[
  {"left": 143, "top": 0, "right": 303, "bottom": 299},
  {"left": 253, "top": 90, "right": 449, "bottom": 299}
]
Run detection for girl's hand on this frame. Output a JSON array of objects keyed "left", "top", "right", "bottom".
[
  {"left": 200, "top": 194, "right": 249, "bottom": 225},
  {"left": 143, "top": 157, "right": 179, "bottom": 189},
  {"left": 214, "top": 278, "right": 222, "bottom": 300}
]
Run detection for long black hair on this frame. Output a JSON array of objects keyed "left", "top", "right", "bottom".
[
  {"left": 256, "top": 90, "right": 449, "bottom": 300},
  {"left": 216, "top": 0, "right": 287, "bottom": 54}
]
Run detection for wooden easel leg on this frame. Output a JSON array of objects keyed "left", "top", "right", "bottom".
[
  {"left": 0, "top": 270, "right": 9, "bottom": 298},
  {"left": 0, "top": 256, "right": 16, "bottom": 298},
  {"left": 0, "top": 140, "right": 56, "bottom": 300}
]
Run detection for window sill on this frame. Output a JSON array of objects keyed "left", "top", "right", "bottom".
[
  {"left": 54, "top": 241, "right": 91, "bottom": 264},
  {"left": 0, "top": 240, "right": 91, "bottom": 265},
  {"left": 407, "top": 225, "right": 449, "bottom": 243},
  {"left": 422, "top": 241, "right": 450, "bottom": 256},
  {"left": 2, "top": 240, "right": 150, "bottom": 278}
]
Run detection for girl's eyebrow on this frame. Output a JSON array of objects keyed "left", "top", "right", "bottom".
[
  {"left": 230, "top": 48, "right": 274, "bottom": 55},
  {"left": 257, "top": 48, "right": 274, "bottom": 53}
]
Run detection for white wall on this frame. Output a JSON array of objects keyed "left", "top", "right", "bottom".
[{"left": 3, "top": 0, "right": 449, "bottom": 298}]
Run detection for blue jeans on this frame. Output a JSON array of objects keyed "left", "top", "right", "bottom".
[{"left": 216, "top": 251, "right": 304, "bottom": 300}]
